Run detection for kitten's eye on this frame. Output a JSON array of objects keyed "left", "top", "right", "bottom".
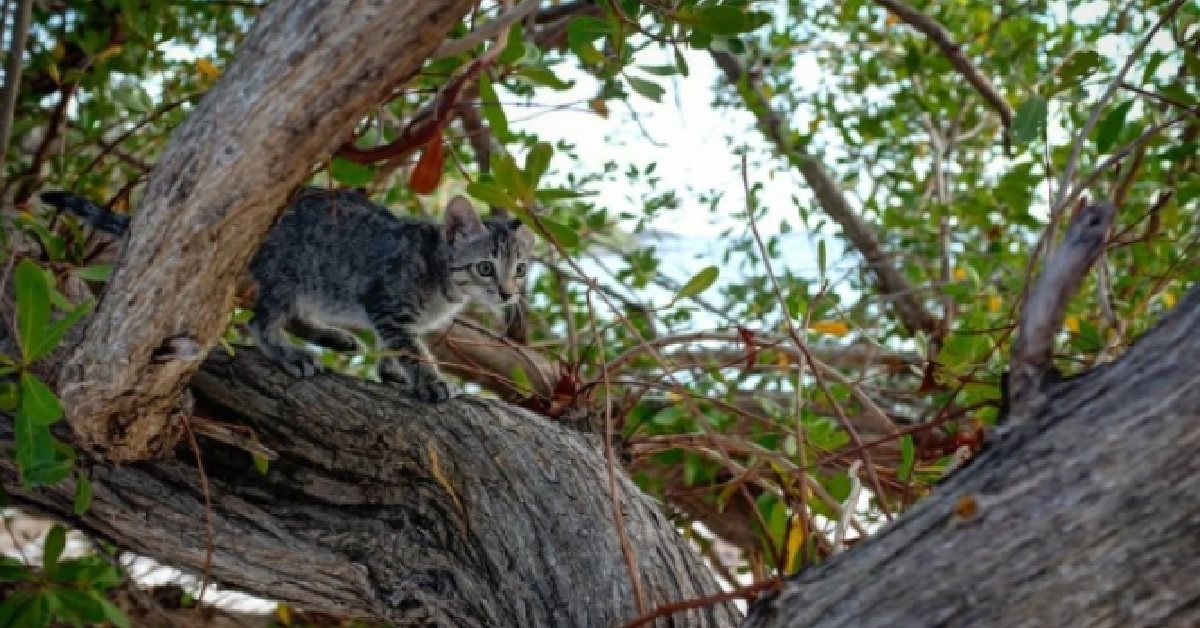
[
  {"left": 514, "top": 262, "right": 527, "bottom": 277},
  {"left": 475, "top": 261, "right": 495, "bottom": 277}
]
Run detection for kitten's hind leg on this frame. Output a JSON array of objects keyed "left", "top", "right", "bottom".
[
  {"left": 367, "top": 308, "right": 456, "bottom": 403},
  {"left": 287, "top": 318, "right": 363, "bottom": 353},
  {"left": 248, "top": 302, "right": 322, "bottom": 378}
]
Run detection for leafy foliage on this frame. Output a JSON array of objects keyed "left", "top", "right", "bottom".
[{"left": 0, "top": 0, "right": 1196, "bottom": 619}]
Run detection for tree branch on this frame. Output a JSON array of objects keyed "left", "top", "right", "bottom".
[
  {"left": 4, "top": 349, "right": 741, "bottom": 627},
  {"left": 745, "top": 282, "right": 1200, "bottom": 628},
  {"left": 1008, "top": 201, "right": 1115, "bottom": 421},
  {"left": 57, "top": 0, "right": 478, "bottom": 462},
  {"left": 710, "top": 51, "right": 938, "bottom": 337},
  {"left": 0, "top": 0, "right": 34, "bottom": 176},
  {"left": 871, "top": 0, "right": 1013, "bottom": 129}
]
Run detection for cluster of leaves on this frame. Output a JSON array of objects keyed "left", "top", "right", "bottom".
[{"left": 0, "top": 525, "right": 127, "bottom": 627}]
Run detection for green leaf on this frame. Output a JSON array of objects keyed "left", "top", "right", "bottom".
[
  {"left": 515, "top": 65, "right": 573, "bottom": 91},
  {"left": 817, "top": 240, "right": 827, "bottom": 277},
  {"left": 651, "top": 406, "right": 686, "bottom": 428},
  {"left": 898, "top": 435, "right": 915, "bottom": 480},
  {"left": 71, "top": 264, "right": 112, "bottom": 282},
  {"left": 43, "top": 525, "right": 66, "bottom": 574},
  {"left": 524, "top": 142, "right": 554, "bottom": 189},
  {"left": 4, "top": 591, "right": 49, "bottom": 628},
  {"left": 0, "top": 590, "right": 30, "bottom": 627},
  {"left": 678, "top": 6, "right": 771, "bottom": 35},
  {"left": 477, "top": 74, "right": 509, "bottom": 142},
  {"left": 20, "top": 372, "right": 64, "bottom": 426},
  {"left": 1050, "top": 49, "right": 1104, "bottom": 93},
  {"left": 98, "top": 597, "right": 131, "bottom": 628},
  {"left": 509, "top": 366, "right": 533, "bottom": 395},
  {"left": 0, "top": 558, "right": 36, "bottom": 582},
  {"left": 26, "top": 299, "right": 92, "bottom": 362},
  {"left": 0, "top": 381, "right": 18, "bottom": 412},
  {"left": 50, "top": 587, "right": 106, "bottom": 623},
  {"left": 22, "top": 459, "right": 73, "bottom": 488},
  {"left": 15, "top": 259, "right": 50, "bottom": 363},
  {"left": 329, "top": 157, "right": 375, "bottom": 187},
  {"left": 535, "top": 188, "right": 590, "bottom": 202},
  {"left": 566, "top": 15, "right": 610, "bottom": 43},
  {"left": 673, "top": 47, "right": 690, "bottom": 77},
  {"left": 14, "top": 413, "right": 55, "bottom": 480},
  {"left": 466, "top": 181, "right": 519, "bottom": 210},
  {"left": 1010, "top": 95, "right": 1048, "bottom": 144},
  {"left": 673, "top": 266, "right": 720, "bottom": 302},
  {"left": 493, "top": 153, "right": 531, "bottom": 203},
  {"left": 252, "top": 452, "right": 270, "bottom": 475},
  {"left": 627, "top": 76, "right": 665, "bottom": 103},
  {"left": 73, "top": 472, "right": 92, "bottom": 515},
  {"left": 1095, "top": 100, "right": 1134, "bottom": 154},
  {"left": 638, "top": 64, "right": 679, "bottom": 77},
  {"left": 536, "top": 216, "right": 580, "bottom": 249}
]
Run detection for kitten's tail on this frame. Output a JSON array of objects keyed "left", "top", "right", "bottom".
[{"left": 40, "top": 191, "right": 131, "bottom": 236}]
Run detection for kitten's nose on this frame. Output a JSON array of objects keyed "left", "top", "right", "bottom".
[{"left": 498, "top": 289, "right": 512, "bottom": 302}]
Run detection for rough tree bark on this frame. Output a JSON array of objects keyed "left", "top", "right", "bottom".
[
  {"left": 745, "top": 282, "right": 1200, "bottom": 628},
  {"left": 57, "top": 0, "right": 476, "bottom": 463},
  {"left": 2, "top": 340, "right": 741, "bottom": 627}
]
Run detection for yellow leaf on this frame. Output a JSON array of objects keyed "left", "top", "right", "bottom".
[
  {"left": 588, "top": 97, "right": 609, "bottom": 118},
  {"left": 1162, "top": 292, "right": 1176, "bottom": 309},
  {"left": 775, "top": 351, "right": 791, "bottom": 367},
  {"left": 953, "top": 267, "right": 967, "bottom": 281},
  {"left": 809, "top": 320, "right": 849, "bottom": 337},
  {"left": 785, "top": 516, "right": 805, "bottom": 573},
  {"left": 47, "top": 63, "right": 60, "bottom": 85},
  {"left": 885, "top": 12, "right": 899, "bottom": 26},
  {"left": 96, "top": 44, "right": 123, "bottom": 63},
  {"left": 1064, "top": 315, "right": 1080, "bottom": 333},
  {"left": 275, "top": 603, "right": 292, "bottom": 626},
  {"left": 987, "top": 294, "right": 1001, "bottom": 312},
  {"left": 52, "top": 42, "right": 65, "bottom": 60},
  {"left": 196, "top": 58, "right": 221, "bottom": 79}
]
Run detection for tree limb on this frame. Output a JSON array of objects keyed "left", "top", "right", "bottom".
[
  {"left": 1008, "top": 201, "right": 1115, "bottom": 422},
  {"left": 710, "top": 51, "right": 938, "bottom": 337},
  {"left": 56, "top": 0, "right": 478, "bottom": 463},
  {"left": 871, "top": 0, "right": 1014, "bottom": 129},
  {"left": 745, "top": 282, "right": 1200, "bottom": 627},
  {"left": 0, "top": 0, "right": 34, "bottom": 176},
  {"left": 4, "top": 349, "right": 741, "bottom": 628}
]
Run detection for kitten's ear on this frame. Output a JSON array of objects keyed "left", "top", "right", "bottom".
[
  {"left": 508, "top": 218, "right": 536, "bottom": 248},
  {"left": 444, "top": 196, "right": 487, "bottom": 243}
]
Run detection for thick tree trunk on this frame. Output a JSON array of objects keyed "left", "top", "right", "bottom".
[
  {"left": 2, "top": 346, "right": 741, "bottom": 627},
  {"left": 745, "top": 283, "right": 1200, "bottom": 628},
  {"left": 57, "top": 0, "right": 477, "bottom": 463}
]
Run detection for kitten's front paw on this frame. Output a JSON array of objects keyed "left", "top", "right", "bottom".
[
  {"left": 275, "top": 348, "right": 322, "bottom": 379},
  {"left": 412, "top": 378, "right": 457, "bottom": 403}
]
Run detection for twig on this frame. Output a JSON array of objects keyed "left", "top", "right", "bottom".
[
  {"left": 1058, "top": 109, "right": 1196, "bottom": 212},
  {"left": 585, "top": 289, "right": 648, "bottom": 616},
  {"left": 432, "top": 0, "right": 542, "bottom": 61},
  {"left": 1050, "top": 0, "right": 1189, "bottom": 216},
  {"left": 872, "top": 0, "right": 1013, "bottom": 129},
  {"left": 831, "top": 460, "right": 862, "bottom": 554},
  {"left": 711, "top": 50, "right": 937, "bottom": 337},
  {"left": 0, "top": 0, "right": 34, "bottom": 176},
  {"left": 179, "top": 416, "right": 216, "bottom": 606},
  {"left": 616, "top": 578, "right": 782, "bottom": 628},
  {"left": 741, "top": 156, "right": 893, "bottom": 521}
]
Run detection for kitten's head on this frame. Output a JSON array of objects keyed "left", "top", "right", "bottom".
[{"left": 444, "top": 196, "right": 535, "bottom": 309}]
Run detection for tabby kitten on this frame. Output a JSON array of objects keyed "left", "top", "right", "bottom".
[{"left": 41, "top": 188, "right": 535, "bottom": 403}]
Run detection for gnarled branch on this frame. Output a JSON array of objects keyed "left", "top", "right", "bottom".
[{"left": 57, "top": 0, "right": 478, "bottom": 462}]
